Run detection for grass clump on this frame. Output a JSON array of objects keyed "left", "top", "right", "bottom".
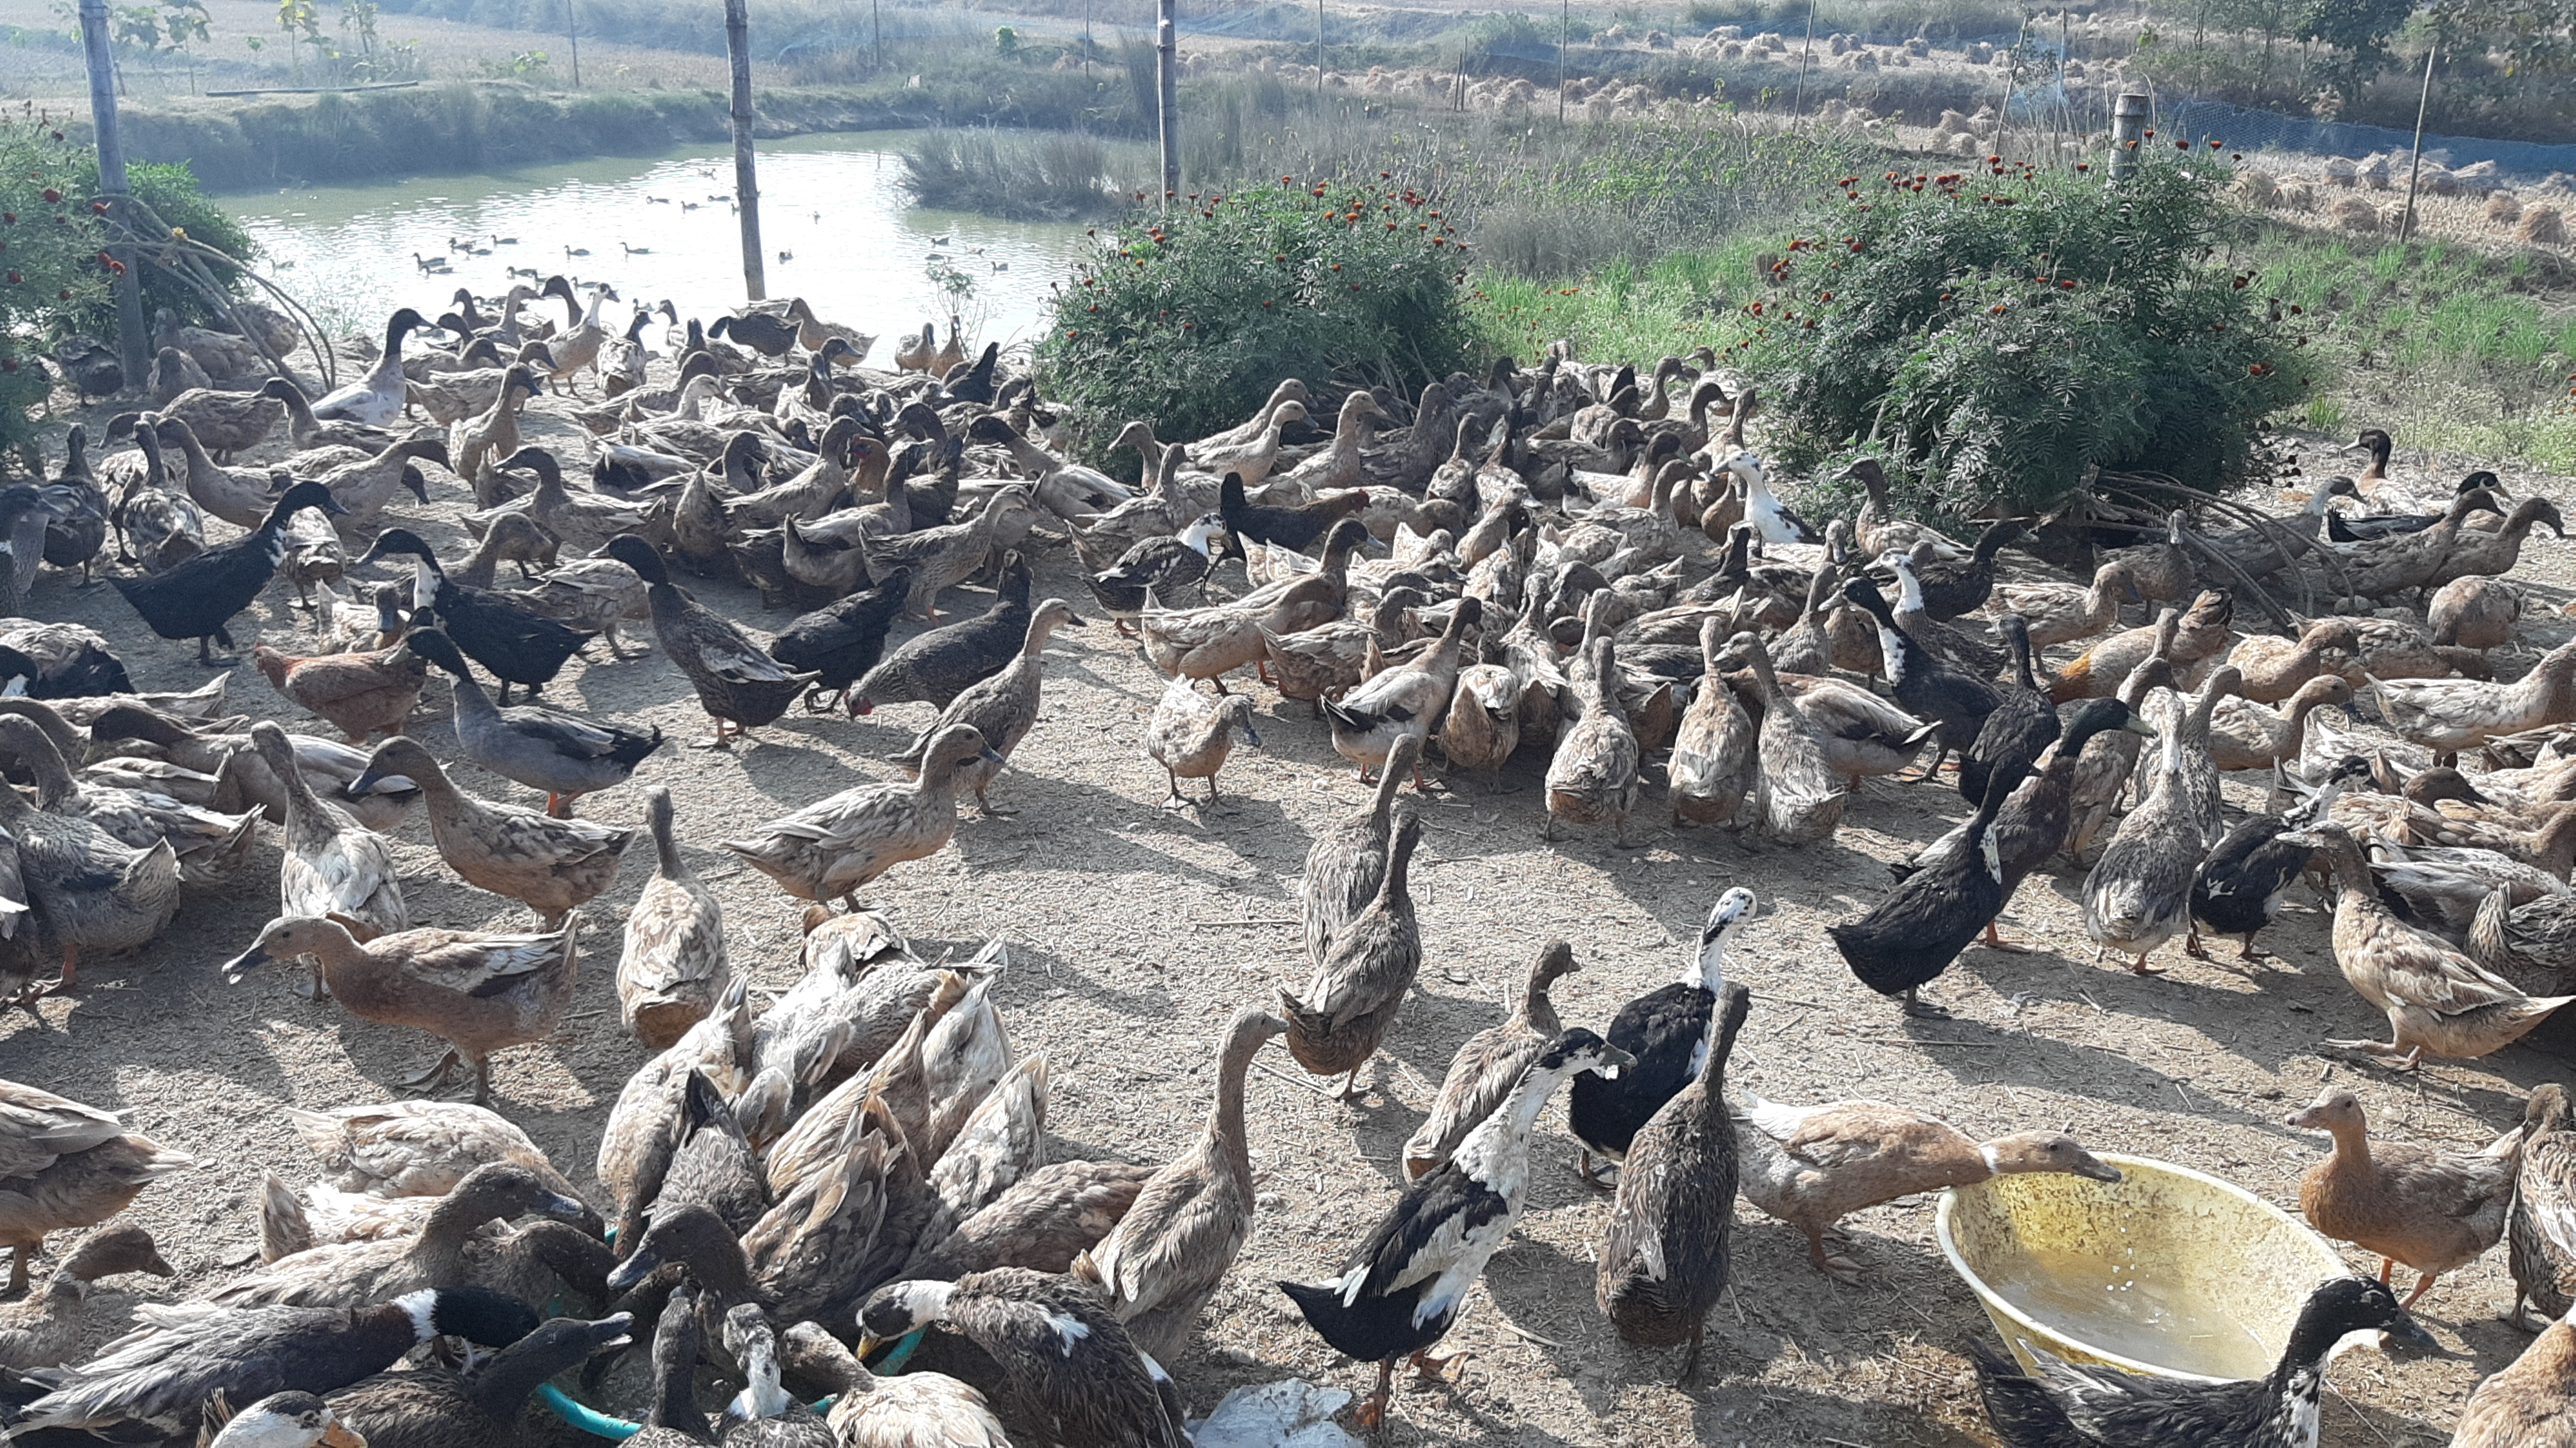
[
  {"left": 1040, "top": 178, "right": 1477, "bottom": 461},
  {"left": 1735, "top": 150, "right": 2309, "bottom": 520},
  {"left": 898, "top": 129, "right": 1132, "bottom": 221}
]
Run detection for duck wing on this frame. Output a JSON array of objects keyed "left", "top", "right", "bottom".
[{"left": 405, "top": 928, "right": 574, "bottom": 998}]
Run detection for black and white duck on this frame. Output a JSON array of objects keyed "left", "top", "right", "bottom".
[
  {"left": 110, "top": 481, "right": 348, "bottom": 665},
  {"left": 1568, "top": 885, "right": 1746, "bottom": 1186},
  {"left": 1842, "top": 574, "right": 1998, "bottom": 780},
  {"left": 856, "top": 1268, "right": 1188, "bottom": 1448},
  {"left": 359, "top": 528, "right": 589, "bottom": 703}
]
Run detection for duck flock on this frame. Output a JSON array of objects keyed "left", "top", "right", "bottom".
[{"left": 2, "top": 281, "right": 2576, "bottom": 1448}]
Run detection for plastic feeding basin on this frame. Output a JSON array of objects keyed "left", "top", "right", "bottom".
[{"left": 1934, "top": 1152, "right": 2350, "bottom": 1383}]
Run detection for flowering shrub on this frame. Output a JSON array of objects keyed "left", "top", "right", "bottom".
[
  {"left": 0, "top": 119, "right": 114, "bottom": 467},
  {"left": 1038, "top": 178, "right": 1478, "bottom": 462}
]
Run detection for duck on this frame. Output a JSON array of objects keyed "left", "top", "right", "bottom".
[
  {"left": 1141, "top": 674, "right": 1263, "bottom": 810},
  {"left": 327, "top": 1311, "right": 634, "bottom": 1448},
  {"left": 480, "top": 446, "right": 667, "bottom": 557},
  {"left": 1134, "top": 591, "right": 1269, "bottom": 693},
  {"left": 2291, "top": 822, "right": 2576, "bottom": 1066},
  {"left": 0, "top": 1081, "right": 192, "bottom": 1294},
  {"left": 87, "top": 709, "right": 413, "bottom": 834},
  {"left": 109, "top": 421, "right": 205, "bottom": 574},
  {"left": 1220, "top": 471, "right": 1370, "bottom": 552},
  {"left": 1990, "top": 557, "right": 2138, "bottom": 649},
  {"left": 359, "top": 528, "right": 589, "bottom": 704},
  {"left": 2333, "top": 485, "right": 2503, "bottom": 600},
  {"left": 618, "top": 785, "right": 728, "bottom": 1052},
  {"left": 1737, "top": 1096, "right": 2121, "bottom": 1283},
  {"left": 5, "top": 1286, "right": 536, "bottom": 1438},
  {"left": 1667, "top": 619, "right": 1757, "bottom": 827},
  {"left": 404, "top": 628, "right": 660, "bottom": 816},
  {"left": 1841, "top": 457, "right": 1961, "bottom": 562},
  {"left": 503, "top": 549, "right": 654, "bottom": 661},
  {"left": 1280, "top": 808, "right": 1424, "bottom": 1101},
  {"left": 0, "top": 766, "right": 180, "bottom": 995},
  {"left": 1842, "top": 575, "right": 1997, "bottom": 779},
  {"left": 351, "top": 736, "right": 631, "bottom": 927},
  {"left": 312, "top": 308, "right": 436, "bottom": 427},
  {"left": 1539, "top": 633, "right": 1646, "bottom": 845},
  {"left": 1905, "top": 517, "right": 2027, "bottom": 621},
  {"left": 1960, "top": 614, "right": 2058, "bottom": 809},
  {"left": 600, "top": 537, "right": 811, "bottom": 745},
  {"left": 156, "top": 387, "right": 285, "bottom": 468},
  {"left": 251, "top": 637, "right": 430, "bottom": 744},
  {"left": 1077, "top": 1007, "right": 1288, "bottom": 1360},
  {"left": 0, "top": 712, "right": 257, "bottom": 890},
  {"left": 201, "top": 1391, "right": 372, "bottom": 1448},
  {"left": 2225, "top": 616, "right": 2360, "bottom": 705},
  {"left": 1569, "top": 886, "right": 1744, "bottom": 1186},
  {"left": 717, "top": 724, "right": 994, "bottom": 912},
  {"left": 226, "top": 916, "right": 584, "bottom": 1105},
  {"left": 2508, "top": 1083, "right": 2576, "bottom": 1331},
  {"left": 871, "top": 485, "right": 1034, "bottom": 623},
  {"left": 1729, "top": 630, "right": 1845, "bottom": 844},
  {"left": 1968, "top": 1274, "right": 2434, "bottom": 1448},
  {"left": 1730, "top": 453, "right": 1815, "bottom": 545},
  {"left": 623, "top": 1284, "right": 715, "bottom": 1447},
  {"left": 1299, "top": 733, "right": 1420, "bottom": 965},
  {"left": 2108, "top": 508, "right": 2197, "bottom": 604},
  {"left": 281, "top": 1098, "right": 569, "bottom": 1199},
  {"left": 848, "top": 550, "right": 1033, "bottom": 717},
  {"left": 1278, "top": 1029, "right": 1632, "bottom": 1432},
  {"left": 109, "top": 479, "right": 347, "bottom": 666},
  {"left": 765, "top": 568, "right": 913, "bottom": 717},
  {"left": 713, "top": 1306, "right": 833, "bottom": 1446},
  {"left": 2470, "top": 884, "right": 2576, "bottom": 990},
  {"left": 2051, "top": 589, "right": 2235, "bottom": 702},
  {"left": 2188, "top": 757, "right": 2368, "bottom": 964},
  {"left": 1323, "top": 597, "right": 1484, "bottom": 783},
  {"left": 2371, "top": 635, "right": 2576, "bottom": 763},
  {"left": 2430, "top": 574, "right": 2523, "bottom": 655},
  {"left": 776, "top": 1319, "right": 1007, "bottom": 1448},
  {"left": 2456, "top": 1295, "right": 2576, "bottom": 1447},
  {"left": 893, "top": 598, "right": 1083, "bottom": 815},
  {"left": 1598, "top": 979, "right": 1750, "bottom": 1386},
  {"left": 260, "top": 377, "right": 396, "bottom": 455},
  {"left": 2289, "top": 1085, "right": 2520, "bottom": 1307},
  {"left": 1402, "top": 941, "right": 1581, "bottom": 1181},
  {"left": 235, "top": 722, "right": 404, "bottom": 998},
  {"left": 1885, "top": 548, "right": 2010, "bottom": 678},
  {"left": 2081, "top": 712, "right": 2206, "bottom": 975},
  {"left": 2207, "top": 673, "right": 2354, "bottom": 772},
  {"left": 1829, "top": 775, "right": 2010, "bottom": 1017},
  {"left": 448, "top": 367, "right": 543, "bottom": 502},
  {"left": 857, "top": 1269, "right": 1188, "bottom": 1448},
  {"left": 206, "top": 1158, "right": 594, "bottom": 1308},
  {"left": 40, "top": 427, "right": 109, "bottom": 585},
  {"left": 2431, "top": 494, "right": 2566, "bottom": 586},
  {"left": 1087, "top": 514, "right": 1229, "bottom": 631},
  {"left": 0, "top": 1223, "right": 174, "bottom": 1369}
]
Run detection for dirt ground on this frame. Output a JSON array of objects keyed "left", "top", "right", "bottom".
[{"left": 0, "top": 375, "right": 2566, "bottom": 1448}]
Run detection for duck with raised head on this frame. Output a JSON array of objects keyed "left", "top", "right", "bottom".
[
  {"left": 8, "top": 1286, "right": 536, "bottom": 1439},
  {"left": 2188, "top": 756, "right": 2366, "bottom": 964},
  {"left": 1324, "top": 596, "right": 1483, "bottom": 785},
  {"left": 1907, "top": 516, "right": 2028, "bottom": 621},
  {"left": 1969, "top": 1274, "right": 2434, "bottom": 1448},
  {"left": 2082, "top": 687, "right": 2219, "bottom": 975},
  {"left": 1544, "top": 634, "right": 1645, "bottom": 846},
  {"left": 2293, "top": 821, "right": 2576, "bottom": 1066},
  {"left": 0, "top": 1224, "right": 175, "bottom": 1369},
  {"left": 1404, "top": 941, "right": 1581, "bottom": 1181},
  {"left": 1278, "top": 1029, "right": 1632, "bottom": 1433},
  {"left": 1841, "top": 457, "right": 1961, "bottom": 562},
  {"left": 358, "top": 528, "right": 589, "bottom": 704},
  {"left": 1571, "top": 887, "right": 1745, "bottom": 1186},
  {"left": 2289, "top": 1085, "right": 2519, "bottom": 1308},
  {"left": 110, "top": 479, "right": 348, "bottom": 666},
  {"left": 351, "top": 735, "right": 630, "bottom": 927},
  {"left": 404, "top": 628, "right": 659, "bottom": 818},
  {"left": 1667, "top": 619, "right": 1757, "bottom": 827},
  {"left": 893, "top": 598, "right": 1083, "bottom": 815},
  {"left": 718, "top": 724, "right": 996, "bottom": 912},
  {"left": 2508, "top": 1083, "right": 2576, "bottom": 1332},
  {"left": 1830, "top": 775, "right": 2010, "bottom": 1017},
  {"left": 312, "top": 309, "right": 437, "bottom": 427},
  {"left": 1300, "top": 733, "right": 1420, "bottom": 965},
  {"left": 1960, "top": 613, "right": 2057, "bottom": 809},
  {"left": 1843, "top": 574, "right": 1997, "bottom": 780},
  {"left": 619, "top": 786, "right": 728, "bottom": 1052},
  {"left": 1281, "top": 809, "right": 1423, "bottom": 1101},
  {"left": 1730, "top": 628, "right": 1846, "bottom": 843},
  {"left": 1078, "top": 1007, "right": 1289, "bottom": 1359},
  {"left": 1600, "top": 979, "right": 1753, "bottom": 1389},
  {"left": 226, "top": 915, "right": 585, "bottom": 1106},
  {"left": 850, "top": 551, "right": 1033, "bottom": 716},
  {"left": 600, "top": 536, "right": 811, "bottom": 745}
]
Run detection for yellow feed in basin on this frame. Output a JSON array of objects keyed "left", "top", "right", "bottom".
[{"left": 1935, "top": 1152, "right": 2349, "bottom": 1384}]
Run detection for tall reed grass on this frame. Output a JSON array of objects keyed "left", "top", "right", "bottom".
[{"left": 900, "top": 129, "right": 1136, "bottom": 220}]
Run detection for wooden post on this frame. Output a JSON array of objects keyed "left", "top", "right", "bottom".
[
  {"left": 723, "top": 0, "right": 765, "bottom": 301},
  {"left": 564, "top": 0, "right": 580, "bottom": 86},
  {"left": 1556, "top": 0, "right": 1566, "bottom": 122},
  {"left": 2110, "top": 90, "right": 2148, "bottom": 181},
  {"left": 1792, "top": 2, "right": 1816, "bottom": 119},
  {"left": 1315, "top": 0, "right": 1323, "bottom": 93},
  {"left": 873, "top": 0, "right": 881, "bottom": 70},
  {"left": 1156, "top": 0, "right": 1177, "bottom": 206},
  {"left": 2400, "top": 46, "right": 2436, "bottom": 241},
  {"left": 77, "top": 0, "right": 146, "bottom": 387}
]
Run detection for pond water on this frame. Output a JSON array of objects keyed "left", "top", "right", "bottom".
[{"left": 224, "top": 132, "right": 1092, "bottom": 361}]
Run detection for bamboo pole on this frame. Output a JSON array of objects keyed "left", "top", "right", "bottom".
[
  {"left": 2400, "top": 46, "right": 2436, "bottom": 242},
  {"left": 1157, "top": 0, "right": 1178, "bottom": 206},
  {"left": 564, "top": 0, "right": 580, "bottom": 86},
  {"left": 78, "top": 0, "right": 147, "bottom": 387},
  {"left": 724, "top": 0, "right": 765, "bottom": 301}
]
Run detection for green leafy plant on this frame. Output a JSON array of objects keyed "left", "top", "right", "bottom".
[
  {"left": 0, "top": 120, "right": 113, "bottom": 468},
  {"left": 1039, "top": 179, "right": 1477, "bottom": 465},
  {"left": 1738, "top": 147, "right": 2309, "bottom": 519}
]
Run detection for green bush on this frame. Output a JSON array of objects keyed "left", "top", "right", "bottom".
[
  {"left": 0, "top": 120, "right": 113, "bottom": 469},
  {"left": 1739, "top": 149, "right": 2310, "bottom": 520},
  {"left": 79, "top": 158, "right": 257, "bottom": 334},
  {"left": 1039, "top": 179, "right": 1478, "bottom": 464}
]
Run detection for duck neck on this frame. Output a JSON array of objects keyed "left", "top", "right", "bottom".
[
  {"left": 6, "top": 727, "right": 74, "bottom": 809},
  {"left": 444, "top": 666, "right": 498, "bottom": 728},
  {"left": 1206, "top": 1022, "right": 1265, "bottom": 1182},
  {"left": 1452, "top": 1063, "right": 1564, "bottom": 1185},
  {"left": 469, "top": 1327, "right": 589, "bottom": 1424}
]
